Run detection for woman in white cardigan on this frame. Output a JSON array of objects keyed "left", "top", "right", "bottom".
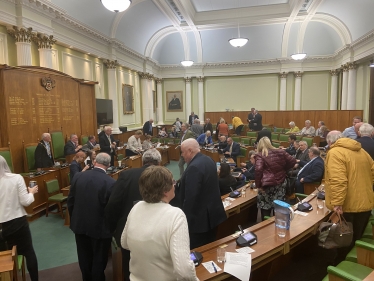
[{"left": 121, "top": 165, "right": 199, "bottom": 281}]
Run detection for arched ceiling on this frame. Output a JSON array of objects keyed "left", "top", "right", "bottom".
[{"left": 49, "top": 0, "right": 374, "bottom": 65}]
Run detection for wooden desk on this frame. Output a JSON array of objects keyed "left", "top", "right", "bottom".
[
  {"left": 157, "top": 147, "right": 170, "bottom": 166},
  {"left": 125, "top": 155, "right": 142, "bottom": 169},
  {"left": 200, "top": 149, "right": 221, "bottom": 163},
  {"left": 42, "top": 165, "right": 70, "bottom": 188},
  {"left": 108, "top": 167, "right": 129, "bottom": 180},
  {"left": 167, "top": 144, "right": 180, "bottom": 161},
  {"left": 0, "top": 248, "right": 14, "bottom": 281},
  {"left": 195, "top": 194, "right": 331, "bottom": 281}
]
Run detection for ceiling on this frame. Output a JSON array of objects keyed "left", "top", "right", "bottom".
[{"left": 49, "top": 0, "right": 374, "bottom": 65}]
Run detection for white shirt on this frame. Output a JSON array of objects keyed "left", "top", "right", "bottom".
[
  {"left": 0, "top": 173, "right": 34, "bottom": 223},
  {"left": 127, "top": 135, "right": 142, "bottom": 152}
]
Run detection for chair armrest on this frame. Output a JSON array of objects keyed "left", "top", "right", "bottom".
[
  {"left": 295, "top": 193, "right": 308, "bottom": 199},
  {"left": 356, "top": 240, "right": 374, "bottom": 251},
  {"left": 357, "top": 240, "right": 374, "bottom": 268},
  {"left": 327, "top": 266, "right": 362, "bottom": 281}
]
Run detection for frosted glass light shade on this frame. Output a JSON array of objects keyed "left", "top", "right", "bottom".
[
  {"left": 228, "top": 38, "right": 248, "bottom": 47},
  {"left": 101, "top": 0, "right": 131, "bottom": 12},
  {"left": 181, "top": 60, "right": 194, "bottom": 67},
  {"left": 291, "top": 53, "right": 307, "bottom": 60}
]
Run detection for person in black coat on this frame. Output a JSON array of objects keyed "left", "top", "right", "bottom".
[
  {"left": 219, "top": 163, "right": 243, "bottom": 195},
  {"left": 255, "top": 128, "right": 272, "bottom": 144},
  {"left": 67, "top": 153, "right": 115, "bottom": 281},
  {"left": 142, "top": 119, "right": 154, "bottom": 136},
  {"left": 248, "top": 110, "right": 263, "bottom": 131},
  {"left": 247, "top": 108, "right": 255, "bottom": 130},
  {"left": 204, "top": 118, "right": 213, "bottom": 133},
  {"left": 240, "top": 151, "right": 256, "bottom": 181},
  {"left": 34, "top": 133, "right": 54, "bottom": 170},
  {"left": 70, "top": 151, "right": 89, "bottom": 181},
  {"left": 64, "top": 134, "right": 82, "bottom": 157},
  {"left": 295, "top": 147, "right": 324, "bottom": 194},
  {"left": 357, "top": 123, "right": 374, "bottom": 160},
  {"left": 188, "top": 112, "right": 199, "bottom": 125},
  {"left": 175, "top": 139, "right": 226, "bottom": 249},
  {"left": 284, "top": 134, "right": 297, "bottom": 156},
  {"left": 85, "top": 135, "right": 97, "bottom": 150},
  {"left": 223, "top": 137, "right": 241, "bottom": 162},
  {"left": 105, "top": 149, "right": 162, "bottom": 281},
  {"left": 99, "top": 126, "right": 116, "bottom": 166},
  {"left": 216, "top": 135, "right": 228, "bottom": 151}
]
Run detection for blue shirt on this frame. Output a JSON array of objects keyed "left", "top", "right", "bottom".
[
  {"left": 342, "top": 126, "right": 357, "bottom": 140},
  {"left": 196, "top": 133, "right": 213, "bottom": 145}
]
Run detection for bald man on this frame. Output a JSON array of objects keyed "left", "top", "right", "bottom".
[{"left": 175, "top": 139, "right": 226, "bottom": 249}]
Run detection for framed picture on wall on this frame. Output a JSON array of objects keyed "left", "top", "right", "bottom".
[
  {"left": 153, "top": 90, "right": 157, "bottom": 112},
  {"left": 122, "top": 84, "right": 134, "bottom": 114},
  {"left": 166, "top": 91, "right": 183, "bottom": 112}
]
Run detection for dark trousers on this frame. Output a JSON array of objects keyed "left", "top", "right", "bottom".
[
  {"left": 121, "top": 248, "right": 130, "bottom": 281},
  {"left": 0, "top": 216, "right": 39, "bottom": 281},
  {"left": 235, "top": 125, "right": 244, "bottom": 135},
  {"left": 75, "top": 234, "right": 112, "bottom": 281},
  {"left": 189, "top": 228, "right": 217, "bottom": 250},
  {"left": 295, "top": 180, "right": 304, "bottom": 194}
]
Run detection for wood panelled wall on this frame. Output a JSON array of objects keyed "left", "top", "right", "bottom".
[
  {"left": 205, "top": 110, "right": 363, "bottom": 132},
  {"left": 0, "top": 65, "right": 97, "bottom": 173}
]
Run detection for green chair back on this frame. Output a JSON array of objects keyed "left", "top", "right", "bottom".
[
  {"left": 296, "top": 135, "right": 303, "bottom": 141},
  {"left": 174, "top": 139, "right": 180, "bottom": 144},
  {"left": 273, "top": 142, "right": 280, "bottom": 148},
  {"left": 271, "top": 133, "right": 279, "bottom": 141},
  {"left": 279, "top": 134, "right": 289, "bottom": 142},
  {"left": 250, "top": 138, "right": 256, "bottom": 146},
  {"left": 81, "top": 135, "right": 89, "bottom": 145},
  {"left": 241, "top": 138, "right": 250, "bottom": 145},
  {"left": 25, "top": 145, "right": 37, "bottom": 172},
  {"left": 275, "top": 128, "right": 284, "bottom": 133},
  {"left": 303, "top": 137, "right": 313, "bottom": 147},
  {"left": 0, "top": 149, "right": 13, "bottom": 172},
  {"left": 247, "top": 132, "right": 257, "bottom": 138},
  {"left": 232, "top": 136, "right": 240, "bottom": 143},
  {"left": 51, "top": 131, "right": 65, "bottom": 159},
  {"left": 46, "top": 179, "right": 60, "bottom": 195},
  {"left": 67, "top": 173, "right": 71, "bottom": 185},
  {"left": 240, "top": 147, "right": 247, "bottom": 157},
  {"left": 151, "top": 137, "right": 159, "bottom": 143},
  {"left": 117, "top": 154, "right": 124, "bottom": 161}
]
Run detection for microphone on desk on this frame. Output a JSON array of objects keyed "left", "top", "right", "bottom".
[{"left": 238, "top": 225, "right": 244, "bottom": 234}]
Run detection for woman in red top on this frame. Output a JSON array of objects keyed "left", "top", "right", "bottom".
[{"left": 217, "top": 118, "right": 229, "bottom": 137}]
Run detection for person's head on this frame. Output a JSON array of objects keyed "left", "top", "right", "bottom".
[
  {"left": 231, "top": 116, "right": 235, "bottom": 120},
  {"left": 358, "top": 123, "right": 374, "bottom": 137},
  {"left": 318, "top": 121, "right": 325, "bottom": 128},
  {"left": 173, "top": 94, "right": 176, "bottom": 98},
  {"left": 42, "top": 133, "right": 51, "bottom": 142},
  {"left": 326, "top": 130, "right": 343, "bottom": 145},
  {"left": 206, "top": 131, "right": 211, "bottom": 137},
  {"left": 74, "top": 151, "right": 86, "bottom": 163},
  {"left": 176, "top": 117, "right": 180, "bottom": 121},
  {"left": 289, "top": 121, "right": 295, "bottom": 128},
  {"left": 70, "top": 134, "right": 78, "bottom": 143},
  {"left": 142, "top": 148, "right": 162, "bottom": 165},
  {"left": 0, "top": 155, "right": 11, "bottom": 178},
  {"left": 194, "top": 119, "right": 200, "bottom": 124},
  {"left": 149, "top": 119, "right": 153, "bottom": 124},
  {"left": 220, "top": 135, "right": 227, "bottom": 142},
  {"left": 161, "top": 127, "right": 166, "bottom": 131},
  {"left": 257, "top": 137, "right": 275, "bottom": 157},
  {"left": 88, "top": 150, "right": 97, "bottom": 161},
  {"left": 305, "top": 120, "right": 311, "bottom": 128},
  {"left": 206, "top": 118, "right": 210, "bottom": 124},
  {"left": 320, "top": 125, "right": 328, "bottom": 133},
  {"left": 145, "top": 135, "right": 152, "bottom": 141},
  {"left": 88, "top": 135, "right": 96, "bottom": 143},
  {"left": 227, "top": 137, "right": 233, "bottom": 146},
  {"left": 299, "top": 141, "right": 308, "bottom": 151},
  {"left": 181, "top": 122, "right": 188, "bottom": 132},
  {"left": 105, "top": 126, "right": 113, "bottom": 135},
  {"left": 220, "top": 118, "right": 225, "bottom": 124},
  {"left": 254, "top": 110, "right": 258, "bottom": 114},
  {"left": 219, "top": 163, "right": 231, "bottom": 178},
  {"left": 181, "top": 139, "right": 200, "bottom": 163},
  {"left": 95, "top": 153, "right": 111, "bottom": 169},
  {"left": 139, "top": 166, "right": 174, "bottom": 203},
  {"left": 191, "top": 111, "right": 194, "bottom": 116},
  {"left": 308, "top": 147, "right": 320, "bottom": 159},
  {"left": 289, "top": 134, "right": 296, "bottom": 143},
  {"left": 251, "top": 108, "right": 255, "bottom": 113},
  {"left": 248, "top": 150, "right": 256, "bottom": 165},
  {"left": 354, "top": 122, "right": 364, "bottom": 135},
  {"left": 352, "top": 116, "right": 362, "bottom": 126},
  {"left": 294, "top": 140, "right": 300, "bottom": 149},
  {"left": 134, "top": 130, "right": 143, "bottom": 139}
]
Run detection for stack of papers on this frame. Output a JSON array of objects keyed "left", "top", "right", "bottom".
[{"left": 224, "top": 252, "right": 252, "bottom": 281}]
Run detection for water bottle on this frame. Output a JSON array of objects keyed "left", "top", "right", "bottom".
[{"left": 216, "top": 162, "right": 220, "bottom": 172}]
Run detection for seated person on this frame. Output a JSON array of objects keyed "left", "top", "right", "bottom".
[
  {"left": 64, "top": 134, "right": 82, "bottom": 156},
  {"left": 85, "top": 135, "right": 98, "bottom": 150},
  {"left": 35, "top": 133, "right": 54, "bottom": 170},
  {"left": 158, "top": 127, "right": 168, "bottom": 138},
  {"left": 169, "top": 126, "right": 178, "bottom": 138},
  {"left": 70, "top": 151, "right": 89, "bottom": 181},
  {"left": 196, "top": 131, "right": 213, "bottom": 146},
  {"left": 218, "top": 163, "right": 243, "bottom": 195},
  {"left": 142, "top": 135, "right": 154, "bottom": 150},
  {"left": 216, "top": 135, "right": 228, "bottom": 151},
  {"left": 240, "top": 151, "right": 256, "bottom": 181},
  {"left": 297, "top": 120, "right": 316, "bottom": 136},
  {"left": 295, "top": 147, "right": 324, "bottom": 194},
  {"left": 222, "top": 137, "right": 240, "bottom": 162},
  {"left": 280, "top": 134, "right": 297, "bottom": 156},
  {"left": 173, "top": 118, "right": 181, "bottom": 132},
  {"left": 285, "top": 121, "right": 300, "bottom": 134},
  {"left": 191, "top": 119, "right": 204, "bottom": 138},
  {"left": 126, "top": 130, "right": 143, "bottom": 156},
  {"left": 84, "top": 150, "right": 96, "bottom": 170}
]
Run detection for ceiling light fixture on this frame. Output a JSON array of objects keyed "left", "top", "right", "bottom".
[
  {"left": 229, "top": 23, "right": 248, "bottom": 48},
  {"left": 291, "top": 53, "right": 307, "bottom": 60},
  {"left": 181, "top": 60, "right": 194, "bottom": 67},
  {"left": 101, "top": 0, "right": 132, "bottom": 13},
  {"left": 369, "top": 60, "right": 374, "bottom": 68}
]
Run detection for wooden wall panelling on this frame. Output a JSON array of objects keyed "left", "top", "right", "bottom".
[
  {"left": 0, "top": 68, "right": 7, "bottom": 148},
  {"left": 79, "top": 83, "right": 97, "bottom": 137}
]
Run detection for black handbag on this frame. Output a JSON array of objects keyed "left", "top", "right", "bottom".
[{"left": 285, "top": 170, "right": 297, "bottom": 196}]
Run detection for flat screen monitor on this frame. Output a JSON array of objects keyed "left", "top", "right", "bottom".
[{"left": 96, "top": 99, "right": 113, "bottom": 125}]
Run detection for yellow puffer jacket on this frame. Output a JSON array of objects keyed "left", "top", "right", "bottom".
[{"left": 325, "top": 138, "right": 374, "bottom": 212}]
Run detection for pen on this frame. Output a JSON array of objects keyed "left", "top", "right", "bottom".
[{"left": 212, "top": 262, "right": 217, "bottom": 273}]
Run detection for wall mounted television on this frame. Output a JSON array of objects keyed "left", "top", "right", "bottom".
[{"left": 96, "top": 99, "right": 113, "bottom": 125}]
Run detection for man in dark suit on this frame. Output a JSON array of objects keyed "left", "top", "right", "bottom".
[
  {"left": 216, "top": 135, "right": 228, "bottom": 151},
  {"left": 178, "top": 123, "right": 196, "bottom": 175},
  {"left": 105, "top": 149, "right": 162, "bottom": 281},
  {"left": 295, "top": 147, "right": 324, "bottom": 193},
  {"left": 70, "top": 151, "right": 89, "bottom": 181},
  {"left": 204, "top": 118, "right": 213, "bottom": 133},
  {"left": 67, "top": 153, "right": 115, "bottom": 281},
  {"left": 177, "top": 139, "right": 226, "bottom": 249},
  {"left": 35, "top": 133, "right": 54, "bottom": 170},
  {"left": 142, "top": 119, "right": 153, "bottom": 136},
  {"left": 357, "top": 123, "right": 374, "bottom": 160},
  {"left": 247, "top": 108, "right": 255, "bottom": 130},
  {"left": 255, "top": 128, "right": 272, "bottom": 144},
  {"left": 283, "top": 134, "right": 297, "bottom": 156},
  {"left": 248, "top": 109, "right": 263, "bottom": 131},
  {"left": 99, "top": 126, "right": 116, "bottom": 166},
  {"left": 64, "top": 134, "right": 82, "bottom": 157},
  {"left": 223, "top": 137, "right": 241, "bottom": 163},
  {"left": 188, "top": 111, "right": 199, "bottom": 125},
  {"left": 296, "top": 141, "right": 310, "bottom": 162},
  {"left": 85, "top": 135, "right": 97, "bottom": 150}
]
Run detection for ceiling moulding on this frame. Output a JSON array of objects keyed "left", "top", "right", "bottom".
[
  {"left": 0, "top": 10, "right": 17, "bottom": 26},
  {"left": 112, "top": 39, "right": 146, "bottom": 62},
  {"left": 20, "top": 17, "right": 53, "bottom": 35},
  {"left": 13, "top": 0, "right": 66, "bottom": 19}
]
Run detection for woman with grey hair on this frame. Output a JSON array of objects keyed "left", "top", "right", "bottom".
[
  {"left": 286, "top": 121, "right": 300, "bottom": 134},
  {"left": 298, "top": 120, "right": 316, "bottom": 136},
  {"left": 0, "top": 156, "right": 39, "bottom": 281}
]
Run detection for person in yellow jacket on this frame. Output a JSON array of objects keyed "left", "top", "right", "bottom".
[
  {"left": 325, "top": 130, "right": 374, "bottom": 262},
  {"left": 285, "top": 121, "right": 300, "bottom": 134},
  {"left": 231, "top": 116, "right": 244, "bottom": 135}
]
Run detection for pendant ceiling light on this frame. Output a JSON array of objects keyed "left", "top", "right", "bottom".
[
  {"left": 291, "top": 53, "right": 307, "bottom": 60},
  {"left": 181, "top": 60, "right": 194, "bottom": 67},
  {"left": 369, "top": 60, "right": 374, "bottom": 67},
  {"left": 229, "top": 23, "right": 248, "bottom": 48},
  {"left": 101, "top": 0, "right": 132, "bottom": 13}
]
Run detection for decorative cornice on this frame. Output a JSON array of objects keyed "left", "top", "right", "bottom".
[
  {"left": 155, "top": 78, "right": 163, "bottom": 84},
  {"left": 7, "top": 26, "right": 34, "bottom": 43},
  {"left": 138, "top": 72, "right": 154, "bottom": 80},
  {"left": 341, "top": 63, "right": 349, "bottom": 71},
  {"left": 32, "top": 33, "right": 56, "bottom": 49},
  {"left": 184, "top": 77, "right": 192, "bottom": 83},
  {"left": 197, "top": 76, "right": 204, "bottom": 82},
  {"left": 279, "top": 72, "right": 288, "bottom": 78},
  {"left": 348, "top": 62, "right": 357, "bottom": 70},
  {"left": 294, "top": 71, "right": 303, "bottom": 78},
  {"left": 330, "top": 69, "right": 340, "bottom": 76},
  {"left": 103, "top": 59, "right": 119, "bottom": 69}
]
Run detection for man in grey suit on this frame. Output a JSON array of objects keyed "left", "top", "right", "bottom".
[{"left": 178, "top": 123, "right": 195, "bottom": 176}]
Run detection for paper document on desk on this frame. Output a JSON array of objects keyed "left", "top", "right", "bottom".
[
  {"left": 224, "top": 252, "right": 251, "bottom": 281},
  {"left": 202, "top": 261, "right": 221, "bottom": 273}
]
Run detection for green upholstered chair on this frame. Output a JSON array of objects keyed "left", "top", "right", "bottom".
[
  {"left": 362, "top": 220, "right": 374, "bottom": 239},
  {"left": 279, "top": 134, "right": 289, "bottom": 142},
  {"left": 346, "top": 238, "right": 374, "bottom": 263},
  {"left": 44, "top": 179, "right": 67, "bottom": 219},
  {"left": 236, "top": 147, "right": 248, "bottom": 166},
  {"left": 247, "top": 132, "right": 257, "bottom": 138},
  {"left": 272, "top": 142, "right": 280, "bottom": 148},
  {"left": 0, "top": 146, "right": 14, "bottom": 172},
  {"left": 302, "top": 136, "right": 314, "bottom": 147},
  {"left": 151, "top": 137, "right": 160, "bottom": 143},
  {"left": 296, "top": 135, "right": 302, "bottom": 141},
  {"left": 23, "top": 143, "right": 38, "bottom": 172},
  {"left": 173, "top": 138, "right": 180, "bottom": 144},
  {"left": 81, "top": 135, "right": 89, "bottom": 145},
  {"left": 51, "top": 131, "right": 65, "bottom": 162},
  {"left": 275, "top": 127, "right": 284, "bottom": 133},
  {"left": 117, "top": 154, "right": 124, "bottom": 161},
  {"left": 271, "top": 133, "right": 279, "bottom": 141},
  {"left": 241, "top": 138, "right": 250, "bottom": 145},
  {"left": 232, "top": 136, "right": 240, "bottom": 143}
]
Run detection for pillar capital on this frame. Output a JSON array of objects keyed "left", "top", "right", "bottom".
[
  {"left": 348, "top": 62, "right": 357, "bottom": 70},
  {"left": 330, "top": 69, "right": 340, "bottom": 76},
  {"left": 7, "top": 26, "right": 34, "bottom": 43},
  {"left": 184, "top": 77, "right": 192, "bottom": 83},
  {"left": 138, "top": 72, "right": 153, "bottom": 80},
  {"left": 197, "top": 76, "right": 204, "bottom": 82},
  {"left": 103, "top": 59, "right": 119, "bottom": 69},
  {"left": 293, "top": 71, "right": 303, "bottom": 78},
  {"left": 279, "top": 72, "right": 288, "bottom": 79},
  {"left": 32, "top": 33, "right": 56, "bottom": 49},
  {"left": 341, "top": 63, "right": 349, "bottom": 72},
  {"left": 155, "top": 78, "right": 163, "bottom": 84}
]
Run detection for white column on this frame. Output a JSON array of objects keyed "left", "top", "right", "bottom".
[
  {"left": 139, "top": 72, "right": 150, "bottom": 123},
  {"left": 330, "top": 69, "right": 339, "bottom": 110},
  {"left": 294, "top": 71, "right": 302, "bottom": 110},
  {"left": 347, "top": 62, "right": 357, "bottom": 110},
  {"left": 198, "top": 76, "right": 204, "bottom": 120},
  {"left": 39, "top": 49, "right": 53, "bottom": 68},
  {"left": 148, "top": 76, "right": 154, "bottom": 119},
  {"left": 104, "top": 60, "right": 120, "bottom": 133},
  {"left": 341, "top": 64, "right": 349, "bottom": 110},
  {"left": 7, "top": 27, "right": 34, "bottom": 66},
  {"left": 34, "top": 34, "right": 56, "bottom": 69},
  {"left": 156, "top": 78, "right": 164, "bottom": 125},
  {"left": 279, "top": 72, "right": 287, "bottom": 110},
  {"left": 185, "top": 77, "right": 192, "bottom": 122}
]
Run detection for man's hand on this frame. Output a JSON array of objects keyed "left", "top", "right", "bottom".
[
  {"left": 240, "top": 162, "right": 246, "bottom": 167},
  {"left": 242, "top": 168, "right": 247, "bottom": 172},
  {"left": 334, "top": 205, "right": 343, "bottom": 214},
  {"left": 300, "top": 178, "right": 304, "bottom": 183}
]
